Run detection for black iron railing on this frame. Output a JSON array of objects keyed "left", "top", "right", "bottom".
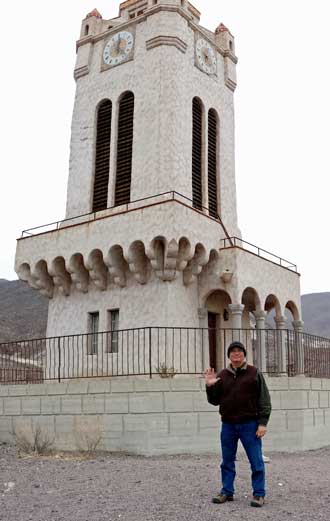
[
  {"left": 1, "top": 327, "right": 330, "bottom": 384},
  {"left": 20, "top": 191, "right": 228, "bottom": 238},
  {"left": 220, "top": 237, "right": 297, "bottom": 272}
]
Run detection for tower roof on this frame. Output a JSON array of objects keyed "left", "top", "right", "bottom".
[
  {"left": 85, "top": 8, "right": 102, "bottom": 20},
  {"left": 215, "top": 23, "right": 229, "bottom": 34}
]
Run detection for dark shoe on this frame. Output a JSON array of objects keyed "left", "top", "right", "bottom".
[
  {"left": 212, "top": 493, "right": 234, "bottom": 504},
  {"left": 250, "top": 496, "right": 265, "bottom": 507}
]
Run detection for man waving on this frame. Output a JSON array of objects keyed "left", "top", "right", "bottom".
[{"left": 205, "top": 341, "right": 271, "bottom": 508}]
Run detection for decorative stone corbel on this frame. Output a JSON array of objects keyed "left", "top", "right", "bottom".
[
  {"left": 68, "top": 253, "right": 89, "bottom": 293},
  {"left": 17, "top": 261, "right": 54, "bottom": 298},
  {"left": 183, "top": 243, "right": 208, "bottom": 285},
  {"left": 86, "top": 250, "right": 108, "bottom": 291},
  {"left": 176, "top": 237, "right": 194, "bottom": 272},
  {"left": 220, "top": 269, "right": 233, "bottom": 283},
  {"left": 125, "top": 241, "right": 149, "bottom": 285},
  {"left": 106, "top": 245, "right": 127, "bottom": 288},
  {"left": 49, "top": 257, "right": 72, "bottom": 296},
  {"left": 146, "top": 238, "right": 177, "bottom": 281}
]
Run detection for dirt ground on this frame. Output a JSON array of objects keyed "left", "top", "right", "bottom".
[{"left": 0, "top": 444, "right": 330, "bottom": 521}]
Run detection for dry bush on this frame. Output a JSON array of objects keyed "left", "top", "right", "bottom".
[
  {"left": 74, "top": 421, "right": 102, "bottom": 456},
  {"left": 14, "top": 424, "right": 54, "bottom": 455},
  {"left": 155, "top": 363, "right": 177, "bottom": 378}
]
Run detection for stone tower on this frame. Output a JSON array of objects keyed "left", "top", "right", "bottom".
[{"left": 15, "top": 0, "right": 302, "bottom": 373}]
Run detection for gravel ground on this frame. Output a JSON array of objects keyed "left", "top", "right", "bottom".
[{"left": 1, "top": 444, "right": 330, "bottom": 521}]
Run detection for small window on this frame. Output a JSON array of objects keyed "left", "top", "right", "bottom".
[
  {"left": 153, "top": 0, "right": 158, "bottom": 4},
  {"left": 85, "top": 25, "right": 89, "bottom": 36},
  {"left": 129, "top": 13, "right": 135, "bottom": 19},
  {"left": 108, "top": 25, "right": 113, "bottom": 30},
  {"left": 88, "top": 312, "right": 99, "bottom": 354},
  {"left": 229, "top": 40, "right": 233, "bottom": 51},
  {"left": 137, "top": 9, "right": 144, "bottom": 16},
  {"left": 107, "top": 309, "right": 119, "bottom": 353}
]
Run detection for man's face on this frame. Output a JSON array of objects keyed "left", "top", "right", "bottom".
[{"left": 229, "top": 347, "right": 245, "bottom": 366}]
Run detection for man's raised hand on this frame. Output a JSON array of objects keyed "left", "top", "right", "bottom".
[{"left": 204, "top": 367, "right": 221, "bottom": 387}]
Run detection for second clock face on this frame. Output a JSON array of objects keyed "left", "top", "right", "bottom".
[
  {"left": 195, "top": 38, "right": 217, "bottom": 75},
  {"left": 103, "top": 31, "right": 134, "bottom": 67}
]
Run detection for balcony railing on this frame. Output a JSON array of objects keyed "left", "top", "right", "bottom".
[
  {"left": 20, "top": 191, "right": 229, "bottom": 238},
  {"left": 220, "top": 237, "right": 297, "bottom": 272},
  {"left": 1, "top": 327, "right": 329, "bottom": 384}
]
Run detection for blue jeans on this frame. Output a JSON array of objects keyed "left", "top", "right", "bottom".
[{"left": 220, "top": 420, "right": 265, "bottom": 497}]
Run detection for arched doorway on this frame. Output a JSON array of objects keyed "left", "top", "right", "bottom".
[
  {"left": 241, "top": 287, "right": 262, "bottom": 364},
  {"left": 205, "top": 290, "right": 232, "bottom": 370}
]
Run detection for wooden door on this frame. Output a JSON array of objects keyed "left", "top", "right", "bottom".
[{"left": 208, "top": 312, "right": 217, "bottom": 369}]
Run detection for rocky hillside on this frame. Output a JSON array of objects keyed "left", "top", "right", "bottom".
[
  {"left": 0, "top": 279, "right": 48, "bottom": 344},
  {"left": 301, "top": 293, "right": 330, "bottom": 338},
  {"left": 0, "top": 279, "right": 330, "bottom": 342}
]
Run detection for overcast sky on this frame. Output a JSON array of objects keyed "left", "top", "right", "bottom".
[{"left": 1, "top": 0, "right": 329, "bottom": 296}]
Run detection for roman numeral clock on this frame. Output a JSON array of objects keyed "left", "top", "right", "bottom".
[
  {"left": 195, "top": 37, "right": 217, "bottom": 76},
  {"left": 102, "top": 30, "right": 135, "bottom": 69}
]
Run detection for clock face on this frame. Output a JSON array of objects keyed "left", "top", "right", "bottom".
[
  {"left": 195, "top": 38, "right": 217, "bottom": 75},
  {"left": 103, "top": 31, "right": 134, "bottom": 67}
]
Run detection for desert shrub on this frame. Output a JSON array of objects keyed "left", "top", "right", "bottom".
[
  {"left": 14, "top": 424, "right": 54, "bottom": 455},
  {"left": 155, "top": 363, "right": 177, "bottom": 378},
  {"left": 74, "top": 421, "right": 102, "bottom": 456}
]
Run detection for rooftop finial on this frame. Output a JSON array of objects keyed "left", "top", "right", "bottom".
[
  {"left": 215, "top": 23, "right": 229, "bottom": 34},
  {"left": 85, "top": 8, "right": 102, "bottom": 20}
]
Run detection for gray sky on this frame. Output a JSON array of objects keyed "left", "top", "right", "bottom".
[{"left": 1, "top": 0, "right": 329, "bottom": 296}]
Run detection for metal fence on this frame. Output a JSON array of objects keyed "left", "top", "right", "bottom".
[{"left": 1, "top": 327, "right": 330, "bottom": 384}]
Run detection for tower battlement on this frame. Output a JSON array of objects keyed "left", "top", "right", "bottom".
[{"left": 80, "top": 1, "right": 207, "bottom": 41}]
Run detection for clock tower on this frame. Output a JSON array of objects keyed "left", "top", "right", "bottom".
[{"left": 15, "top": 0, "right": 302, "bottom": 374}]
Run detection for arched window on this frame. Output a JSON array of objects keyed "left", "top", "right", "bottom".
[
  {"left": 92, "top": 99, "right": 112, "bottom": 212},
  {"left": 208, "top": 109, "right": 219, "bottom": 218},
  {"left": 85, "top": 24, "right": 89, "bottom": 36},
  {"left": 115, "top": 92, "right": 134, "bottom": 206},
  {"left": 192, "top": 97, "right": 203, "bottom": 210}
]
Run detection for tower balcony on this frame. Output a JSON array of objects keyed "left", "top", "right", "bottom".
[
  {"left": 15, "top": 191, "right": 230, "bottom": 297},
  {"left": 15, "top": 191, "right": 300, "bottom": 315}
]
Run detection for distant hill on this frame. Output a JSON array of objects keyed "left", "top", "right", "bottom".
[
  {"left": 0, "top": 279, "right": 48, "bottom": 344},
  {"left": 0, "top": 279, "right": 330, "bottom": 341},
  {"left": 301, "top": 293, "right": 330, "bottom": 338}
]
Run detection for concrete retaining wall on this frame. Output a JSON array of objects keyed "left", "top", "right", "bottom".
[{"left": 0, "top": 375, "right": 329, "bottom": 454}]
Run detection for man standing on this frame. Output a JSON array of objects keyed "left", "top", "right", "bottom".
[{"left": 205, "top": 340, "right": 271, "bottom": 507}]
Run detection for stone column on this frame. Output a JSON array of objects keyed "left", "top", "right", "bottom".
[
  {"left": 254, "top": 311, "right": 267, "bottom": 373},
  {"left": 228, "top": 304, "right": 245, "bottom": 342},
  {"left": 292, "top": 320, "right": 305, "bottom": 375},
  {"left": 274, "top": 316, "right": 287, "bottom": 374},
  {"left": 198, "top": 307, "right": 208, "bottom": 371}
]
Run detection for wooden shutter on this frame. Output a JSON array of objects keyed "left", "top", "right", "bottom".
[
  {"left": 92, "top": 100, "right": 112, "bottom": 212},
  {"left": 208, "top": 109, "right": 218, "bottom": 218},
  {"left": 192, "top": 98, "right": 203, "bottom": 210},
  {"left": 115, "top": 92, "right": 134, "bottom": 206}
]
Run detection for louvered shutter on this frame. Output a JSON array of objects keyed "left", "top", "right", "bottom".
[
  {"left": 192, "top": 98, "right": 203, "bottom": 210},
  {"left": 115, "top": 92, "right": 134, "bottom": 206},
  {"left": 92, "top": 100, "right": 112, "bottom": 212},
  {"left": 208, "top": 109, "right": 218, "bottom": 218}
]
